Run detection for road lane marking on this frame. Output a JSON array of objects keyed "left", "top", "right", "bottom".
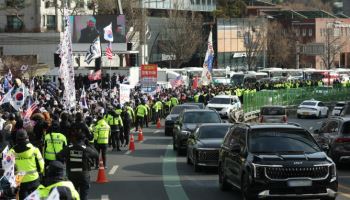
[
  {"left": 339, "top": 184, "right": 350, "bottom": 192},
  {"left": 101, "top": 195, "right": 109, "bottom": 200},
  {"left": 317, "top": 121, "right": 322, "bottom": 124},
  {"left": 108, "top": 165, "right": 119, "bottom": 175},
  {"left": 125, "top": 150, "right": 132, "bottom": 155},
  {"left": 309, "top": 126, "right": 313, "bottom": 130},
  {"left": 154, "top": 130, "right": 161, "bottom": 134},
  {"left": 340, "top": 192, "right": 350, "bottom": 198},
  {"left": 162, "top": 144, "right": 189, "bottom": 200}
]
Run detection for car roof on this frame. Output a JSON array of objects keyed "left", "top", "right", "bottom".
[
  {"left": 302, "top": 100, "right": 321, "bottom": 103},
  {"left": 183, "top": 109, "right": 216, "bottom": 113},
  {"left": 174, "top": 105, "right": 199, "bottom": 108},
  {"left": 247, "top": 123, "right": 303, "bottom": 130},
  {"left": 261, "top": 105, "right": 286, "bottom": 108},
  {"left": 212, "top": 95, "right": 237, "bottom": 98},
  {"left": 329, "top": 116, "right": 350, "bottom": 121},
  {"left": 198, "top": 123, "right": 232, "bottom": 128}
]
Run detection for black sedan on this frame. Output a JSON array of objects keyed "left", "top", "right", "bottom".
[
  {"left": 164, "top": 105, "right": 199, "bottom": 136},
  {"left": 186, "top": 123, "right": 232, "bottom": 172}
]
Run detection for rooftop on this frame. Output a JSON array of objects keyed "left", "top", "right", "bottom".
[{"left": 263, "top": 9, "right": 343, "bottom": 20}]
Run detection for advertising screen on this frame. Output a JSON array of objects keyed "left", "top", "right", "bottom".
[{"left": 69, "top": 15, "right": 127, "bottom": 52}]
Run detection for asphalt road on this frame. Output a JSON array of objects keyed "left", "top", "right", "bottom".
[{"left": 88, "top": 118, "right": 350, "bottom": 200}]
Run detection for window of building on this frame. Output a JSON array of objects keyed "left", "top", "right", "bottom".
[
  {"left": 302, "top": 29, "right": 306, "bottom": 36},
  {"left": 6, "top": 0, "right": 25, "bottom": 8},
  {"left": 308, "top": 28, "right": 313, "bottom": 37},
  {"left": 47, "top": 15, "right": 56, "bottom": 30},
  {"left": 76, "top": 0, "right": 84, "bottom": 8},
  {"left": 7, "top": 16, "right": 23, "bottom": 31}
]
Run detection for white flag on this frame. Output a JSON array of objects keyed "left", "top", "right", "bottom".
[
  {"left": 103, "top": 23, "right": 113, "bottom": 42},
  {"left": 90, "top": 82, "right": 98, "bottom": 90},
  {"left": 0, "top": 88, "right": 13, "bottom": 105},
  {"left": 201, "top": 30, "right": 214, "bottom": 86},
  {"left": 84, "top": 37, "right": 101, "bottom": 64},
  {"left": 47, "top": 187, "right": 60, "bottom": 200}
]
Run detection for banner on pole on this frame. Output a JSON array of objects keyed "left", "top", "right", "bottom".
[{"left": 140, "top": 64, "right": 158, "bottom": 93}]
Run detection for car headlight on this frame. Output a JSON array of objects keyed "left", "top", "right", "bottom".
[
  {"left": 252, "top": 163, "right": 265, "bottom": 179},
  {"left": 165, "top": 116, "right": 171, "bottom": 121},
  {"left": 181, "top": 130, "right": 191, "bottom": 135},
  {"left": 330, "top": 163, "right": 337, "bottom": 181}
]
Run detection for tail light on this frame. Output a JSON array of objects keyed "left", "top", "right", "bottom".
[
  {"left": 259, "top": 116, "right": 264, "bottom": 123},
  {"left": 335, "top": 138, "right": 350, "bottom": 143},
  {"left": 282, "top": 116, "right": 288, "bottom": 123}
]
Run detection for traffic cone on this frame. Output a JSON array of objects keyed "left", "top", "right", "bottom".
[
  {"left": 129, "top": 134, "right": 135, "bottom": 151},
  {"left": 138, "top": 128, "right": 144, "bottom": 141},
  {"left": 96, "top": 158, "right": 108, "bottom": 183},
  {"left": 156, "top": 118, "right": 161, "bottom": 129}
]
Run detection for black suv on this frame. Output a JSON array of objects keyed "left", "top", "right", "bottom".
[
  {"left": 313, "top": 116, "right": 350, "bottom": 165},
  {"left": 218, "top": 123, "right": 338, "bottom": 200}
]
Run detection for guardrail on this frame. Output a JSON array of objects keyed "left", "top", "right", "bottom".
[{"left": 242, "top": 86, "right": 350, "bottom": 122}]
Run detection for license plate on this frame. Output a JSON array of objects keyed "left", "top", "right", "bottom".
[
  {"left": 303, "top": 112, "right": 309, "bottom": 115},
  {"left": 287, "top": 180, "right": 312, "bottom": 187}
]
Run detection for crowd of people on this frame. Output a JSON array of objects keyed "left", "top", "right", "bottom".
[{"left": 0, "top": 72, "right": 350, "bottom": 200}]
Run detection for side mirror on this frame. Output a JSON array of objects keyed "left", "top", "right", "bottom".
[
  {"left": 231, "top": 144, "right": 241, "bottom": 154},
  {"left": 313, "top": 129, "right": 319, "bottom": 134},
  {"left": 321, "top": 144, "right": 329, "bottom": 152}
]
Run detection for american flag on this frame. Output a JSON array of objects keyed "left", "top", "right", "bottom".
[
  {"left": 106, "top": 43, "right": 113, "bottom": 60},
  {"left": 170, "top": 75, "right": 184, "bottom": 88},
  {"left": 23, "top": 99, "right": 38, "bottom": 126}
]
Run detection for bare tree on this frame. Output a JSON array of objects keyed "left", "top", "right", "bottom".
[
  {"left": 267, "top": 21, "right": 295, "bottom": 68},
  {"left": 320, "top": 25, "right": 347, "bottom": 69},
  {"left": 243, "top": 19, "right": 267, "bottom": 71},
  {"left": 158, "top": 8, "right": 203, "bottom": 68}
]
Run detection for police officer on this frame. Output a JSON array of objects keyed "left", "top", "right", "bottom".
[
  {"left": 58, "top": 129, "right": 99, "bottom": 200},
  {"left": 104, "top": 109, "right": 123, "bottom": 151},
  {"left": 124, "top": 102, "right": 135, "bottom": 126},
  {"left": 10, "top": 130, "right": 45, "bottom": 199},
  {"left": 170, "top": 95, "right": 179, "bottom": 107},
  {"left": 43, "top": 121, "right": 67, "bottom": 166},
  {"left": 121, "top": 106, "right": 132, "bottom": 147},
  {"left": 152, "top": 98, "right": 162, "bottom": 124},
  {"left": 135, "top": 101, "right": 148, "bottom": 131},
  {"left": 93, "top": 114, "right": 110, "bottom": 168},
  {"left": 38, "top": 160, "right": 80, "bottom": 200}
]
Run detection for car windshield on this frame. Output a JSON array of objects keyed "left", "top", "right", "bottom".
[
  {"left": 199, "top": 125, "right": 231, "bottom": 139},
  {"left": 342, "top": 122, "right": 350, "bottom": 135},
  {"left": 301, "top": 102, "right": 316, "bottom": 106},
  {"left": 183, "top": 112, "right": 221, "bottom": 123},
  {"left": 171, "top": 106, "right": 198, "bottom": 115},
  {"left": 335, "top": 103, "right": 345, "bottom": 107},
  {"left": 261, "top": 107, "right": 285, "bottom": 115},
  {"left": 210, "top": 98, "right": 231, "bottom": 104},
  {"left": 249, "top": 129, "right": 320, "bottom": 154}
]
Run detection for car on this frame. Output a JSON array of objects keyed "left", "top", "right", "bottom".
[
  {"left": 331, "top": 101, "right": 346, "bottom": 116},
  {"left": 313, "top": 116, "right": 350, "bottom": 165},
  {"left": 164, "top": 105, "right": 200, "bottom": 136},
  {"left": 259, "top": 105, "right": 287, "bottom": 123},
  {"left": 297, "top": 100, "right": 329, "bottom": 118},
  {"left": 182, "top": 102, "right": 205, "bottom": 109},
  {"left": 218, "top": 123, "right": 338, "bottom": 200},
  {"left": 173, "top": 109, "right": 222, "bottom": 155},
  {"left": 187, "top": 123, "right": 232, "bottom": 172},
  {"left": 206, "top": 95, "right": 241, "bottom": 118}
]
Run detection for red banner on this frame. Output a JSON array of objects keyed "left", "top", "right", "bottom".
[{"left": 140, "top": 64, "right": 158, "bottom": 79}]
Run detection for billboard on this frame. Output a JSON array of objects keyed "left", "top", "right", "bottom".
[
  {"left": 69, "top": 15, "right": 127, "bottom": 52},
  {"left": 140, "top": 64, "right": 158, "bottom": 93}
]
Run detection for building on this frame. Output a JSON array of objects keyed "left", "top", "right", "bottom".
[
  {"left": 217, "top": 18, "right": 267, "bottom": 70},
  {"left": 263, "top": 10, "right": 350, "bottom": 69},
  {"left": 344, "top": 0, "right": 350, "bottom": 16},
  {"left": 0, "top": 0, "right": 94, "bottom": 71}
]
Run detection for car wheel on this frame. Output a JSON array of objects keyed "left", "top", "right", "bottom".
[
  {"left": 318, "top": 111, "right": 321, "bottom": 119},
  {"left": 219, "top": 164, "right": 230, "bottom": 191},
  {"left": 297, "top": 114, "right": 301, "bottom": 119},
  {"left": 321, "top": 197, "right": 336, "bottom": 200},
  {"left": 186, "top": 150, "right": 192, "bottom": 165},
  {"left": 172, "top": 136, "right": 177, "bottom": 151},
  {"left": 241, "top": 174, "right": 254, "bottom": 200},
  {"left": 193, "top": 158, "right": 201, "bottom": 172}
]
